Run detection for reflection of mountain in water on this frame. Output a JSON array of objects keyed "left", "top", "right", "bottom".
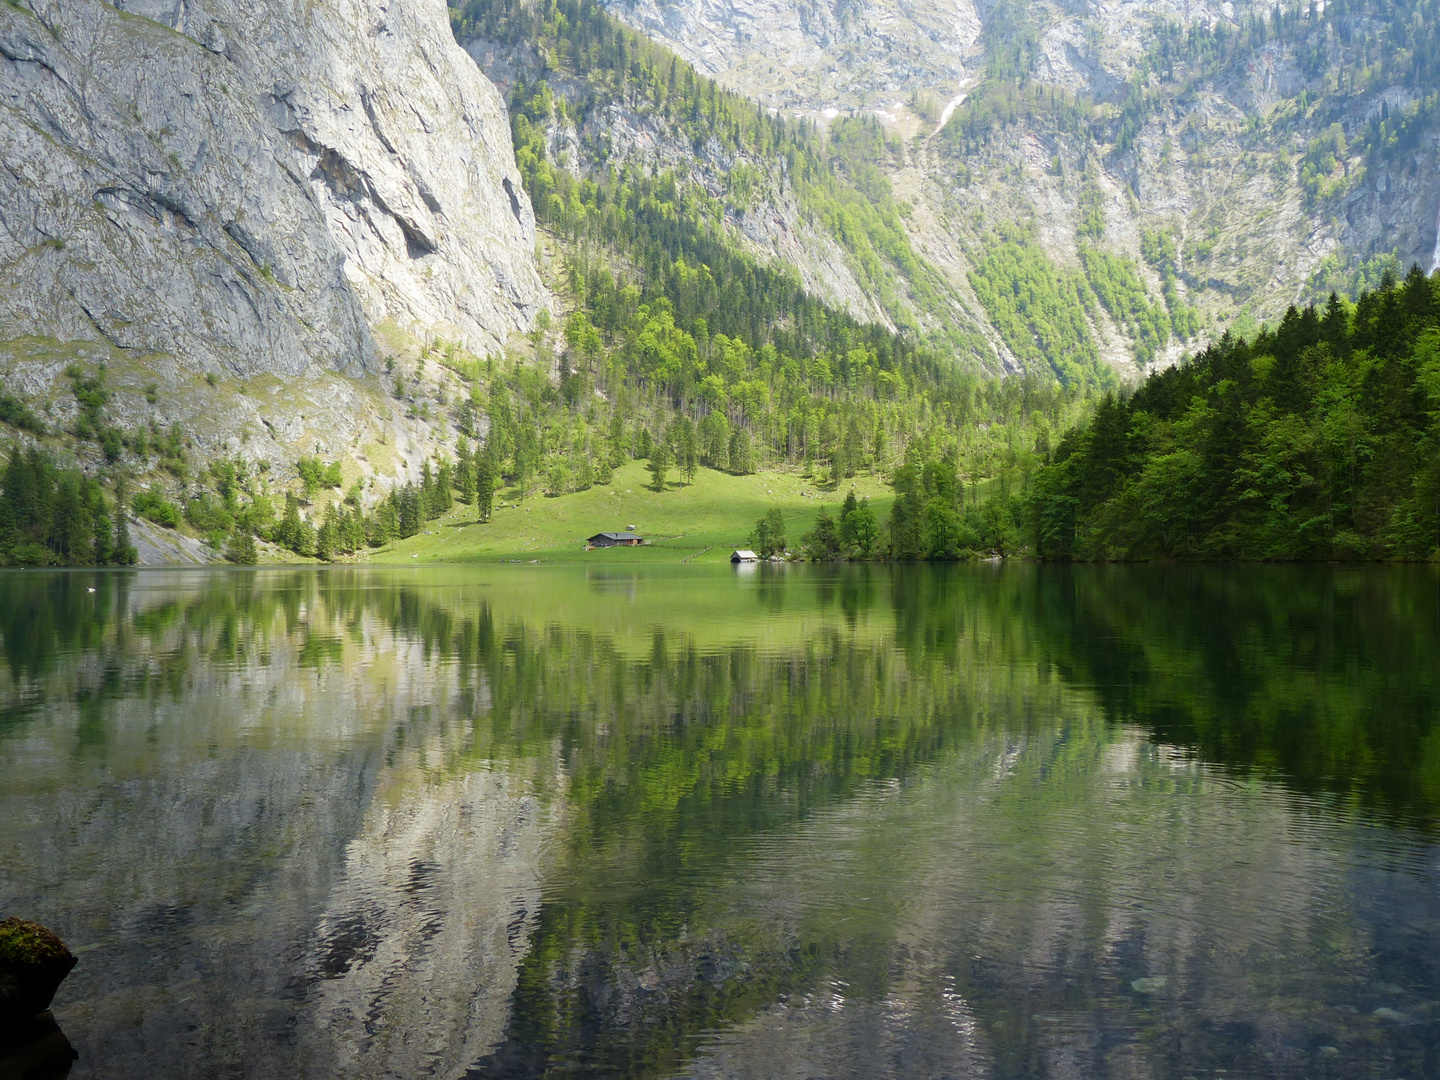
[
  {"left": 0, "top": 566, "right": 1438, "bottom": 1079},
  {"left": 304, "top": 766, "right": 545, "bottom": 1078},
  {"left": 0, "top": 572, "right": 557, "bottom": 1079}
]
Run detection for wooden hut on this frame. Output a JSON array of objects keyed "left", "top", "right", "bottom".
[{"left": 588, "top": 532, "right": 645, "bottom": 548}]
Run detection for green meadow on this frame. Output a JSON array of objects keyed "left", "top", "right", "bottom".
[{"left": 376, "top": 461, "right": 896, "bottom": 563}]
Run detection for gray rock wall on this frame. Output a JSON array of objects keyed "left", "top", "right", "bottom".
[
  {"left": 0, "top": 0, "right": 545, "bottom": 380},
  {"left": 601, "top": 0, "right": 982, "bottom": 114}
]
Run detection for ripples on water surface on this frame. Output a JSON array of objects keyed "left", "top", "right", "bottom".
[{"left": 1, "top": 564, "right": 1439, "bottom": 1079}]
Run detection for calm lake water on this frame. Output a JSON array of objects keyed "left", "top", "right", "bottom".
[{"left": 3, "top": 564, "right": 1440, "bottom": 1079}]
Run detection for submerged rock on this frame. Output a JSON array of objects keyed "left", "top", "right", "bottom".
[
  {"left": 0, "top": 919, "right": 77, "bottom": 1028},
  {"left": 1130, "top": 976, "right": 1168, "bottom": 994},
  {"left": 1371, "top": 1006, "right": 1411, "bottom": 1024}
]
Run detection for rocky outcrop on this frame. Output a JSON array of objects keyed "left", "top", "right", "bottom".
[
  {"left": 0, "top": 0, "right": 545, "bottom": 379},
  {"left": 0, "top": 918, "right": 77, "bottom": 1027}
]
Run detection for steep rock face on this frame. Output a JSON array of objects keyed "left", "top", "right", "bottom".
[
  {"left": 600, "top": 0, "right": 982, "bottom": 114},
  {"left": 0, "top": 0, "right": 544, "bottom": 379}
]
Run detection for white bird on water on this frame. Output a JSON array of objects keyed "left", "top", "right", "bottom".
[{"left": 87, "top": 587, "right": 95, "bottom": 593}]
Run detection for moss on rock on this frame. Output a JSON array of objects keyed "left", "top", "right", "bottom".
[
  {"left": 0, "top": 920, "right": 70, "bottom": 969},
  {"left": 0, "top": 918, "right": 77, "bottom": 1026}
]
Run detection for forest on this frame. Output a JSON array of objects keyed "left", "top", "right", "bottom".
[
  {"left": 0, "top": 448, "right": 136, "bottom": 567},
  {"left": 1029, "top": 267, "right": 1440, "bottom": 560}
]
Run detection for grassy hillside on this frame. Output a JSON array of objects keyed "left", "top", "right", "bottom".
[{"left": 379, "top": 461, "right": 896, "bottom": 562}]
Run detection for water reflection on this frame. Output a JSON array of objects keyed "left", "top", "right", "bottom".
[
  {"left": 0, "top": 565, "right": 1436, "bottom": 1079},
  {"left": 0, "top": 1011, "right": 77, "bottom": 1078}
]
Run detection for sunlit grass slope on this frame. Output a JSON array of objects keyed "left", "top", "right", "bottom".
[{"left": 379, "top": 462, "right": 896, "bottom": 563}]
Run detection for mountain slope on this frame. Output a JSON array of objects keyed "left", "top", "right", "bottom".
[{"left": 602, "top": 0, "right": 1440, "bottom": 374}]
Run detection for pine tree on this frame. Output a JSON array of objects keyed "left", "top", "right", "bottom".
[
  {"left": 225, "top": 526, "right": 257, "bottom": 564},
  {"left": 434, "top": 458, "right": 454, "bottom": 515},
  {"left": 669, "top": 416, "right": 698, "bottom": 483},
  {"left": 729, "top": 428, "right": 755, "bottom": 474},
  {"left": 421, "top": 460, "right": 436, "bottom": 518},
  {"left": 457, "top": 438, "right": 477, "bottom": 505},
  {"left": 369, "top": 499, "right": 398, "bottom": 547},
  {"left": 315, "top": 516, "right": 335, "bottom": 561}
]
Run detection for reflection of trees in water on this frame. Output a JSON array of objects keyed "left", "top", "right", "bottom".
[
  {"left": 463, "top": 613, "right": 1008, "bottom": 1077},
  {"left": 0, "top": 568, "right": 1035, "bottom": 1077},
  {"left": 1027, "top": 565, "right": 1440, "bottom": 825},
  {"left": 3, "top": 567, "right": 1439, "bottom": 1079}
]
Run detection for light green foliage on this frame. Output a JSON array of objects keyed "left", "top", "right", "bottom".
[
  {"left": 1299, "top": 124, "right": 1350, "bottom": 204},
  {"left": 1075, "top": 165, "right": 1105, "bottom": 242},
  {"left": 969, "top": 233, "right": 1109, "bottom": 387},
  {"left": 295, "top": 456, "right": 342, "bottom": 497},
  {"left": 1139, "top": 227, "right": 1202, "bottom": 341},
  {"left": 1078, "top": 245, "right": 1172, "bottom": 365},
  {"left": 940, "top": 80, "right": 1088, "bottom": 151},
  {"left": 1306, "top": 251, "right": 1404, "bottom": 305},
  {"left": 133, "top": 486, "right": 181, "bottom": 529},
  {"left": 225, "top": 526, "right": 257, "bottom": 564},
  {"left": 647, "top": 441, "right": 672, "bottom": 492},
  {"left": 801, "top": 489, "right": 884, "bottom": 560},
  {"left": 882, "top": 449, "right": 993, "bottom": 560},
  {"left": 185, "top": 493, "right": 233, "bottom": 545},
  {"left": 748, "top": 507, "right": 786, "bottom": 557}
]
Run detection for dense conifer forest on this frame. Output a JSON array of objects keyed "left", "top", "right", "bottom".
[
  {"left": 1029, "top": 267, "right": 1440, "bottom": 560},
  {"left": 0, "top": 448, "right": 136, "bottom": 566}
]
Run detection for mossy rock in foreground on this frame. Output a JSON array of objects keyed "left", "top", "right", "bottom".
[{"left": 0, "top": 918, "right": 77, "bottom": 1028}]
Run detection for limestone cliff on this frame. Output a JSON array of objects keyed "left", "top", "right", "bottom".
[
  {"left": 0, "top": 0, "right": 545, "bottom": 497},
  {"left": 0, "top": 0, "right": 549, "bottom": 538},
  {"left": 600, "top": 0, "right": 981, "bottom": 116},
  {"left": 601, "top": 0, "right": 1440, "bottom": 376},
  {"left": 0, "top": 0, "right": 544, "bottom": 373}
]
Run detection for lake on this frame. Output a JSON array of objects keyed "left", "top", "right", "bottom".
[{"left": 2, "top": 563, "right": 1439, "bottom": 1079}]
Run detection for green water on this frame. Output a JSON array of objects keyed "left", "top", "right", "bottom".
[{"left": 2, "top": 564, "right": 1440, "bottom": 1079}]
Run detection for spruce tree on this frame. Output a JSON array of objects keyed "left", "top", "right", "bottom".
[
  {"left": 225, "top": 526, "right": 257, "bottom": 564},
  {"left": 457, "top": 438, "right": 476, "bottom": 505},
  {"left": 112, "top": 482, "right": 137, "bottom": 565},
  {"left": 476, "top": 449, "right": 497, "bottom": 522},
  {"left": 647, "top": 442, "right": 671, "bottom": 492}
]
